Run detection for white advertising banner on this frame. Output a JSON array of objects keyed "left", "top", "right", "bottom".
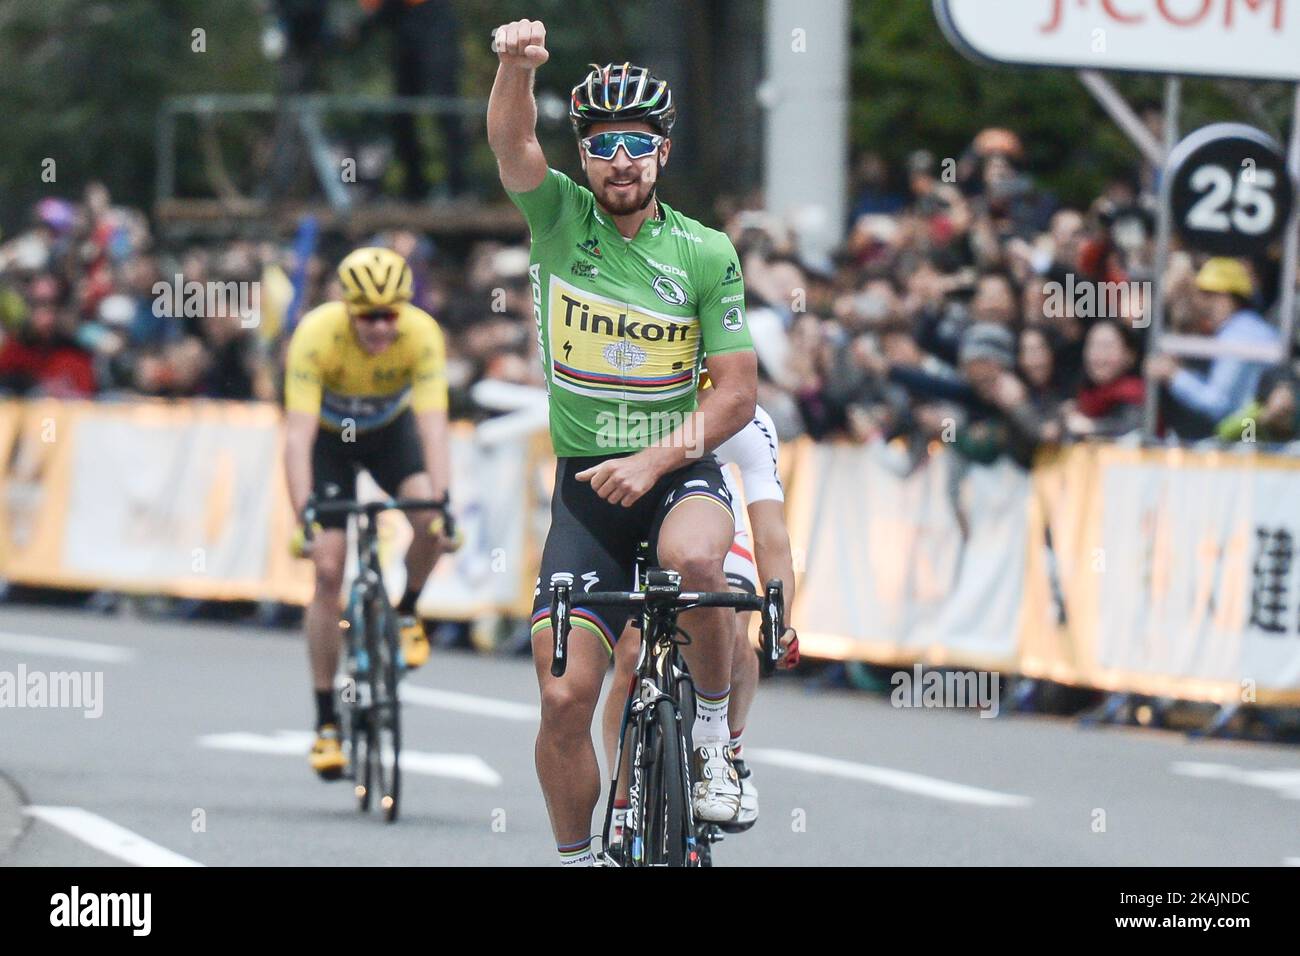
[
  {"left": 62, "top": 408, "right": 279, "bottom": 589},
  {"left": 1098, "top": 457, "right": 1300, "bottom": 695},
  {"left": 412, "top": 427, "right": 542, "bottom": 620},
  {"left": 935, "top": 0, "right": 1300, "bottom": 82},
  {"left": 789, "top": 444, "right": 1026, "bottom": 669}
]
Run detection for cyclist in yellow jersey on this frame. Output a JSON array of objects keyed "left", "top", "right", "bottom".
[{"left": 283, "top": 247, "right": 454, "bottom": 779}]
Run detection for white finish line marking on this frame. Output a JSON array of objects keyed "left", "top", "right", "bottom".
[
  {"left": 198, "top": 730, "right": 502, "bottom": 787},
  {"left": 401, "top": 686, "right": 539, "bottom": 722},
  {"left": 26, "top": 806, "right": 201, "bottom": 867},
  {"left": 1171, "top": 761, "right": 1300, "bottom": 799},
  {"left": 745, "top": 748, "right": 1032, "bottom": 807},
  {"left": 0, "top": 632, "right": 133, "bottom": 664}
]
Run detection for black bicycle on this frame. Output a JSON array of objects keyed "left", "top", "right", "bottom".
[
  {"left": 302, "top": 495, "right": 453, "bottom": 824},
  {"left": 548, "top": 547, "right": 785, "bottom": 866}
]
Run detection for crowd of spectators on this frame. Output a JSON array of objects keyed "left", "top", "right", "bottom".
[{"left": 2, "top": 126, "right": 1298, "bottom": 469}]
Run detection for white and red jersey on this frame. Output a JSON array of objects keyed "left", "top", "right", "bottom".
[{"left": 714, "top": 404, "right": 783, "bottom": 593}]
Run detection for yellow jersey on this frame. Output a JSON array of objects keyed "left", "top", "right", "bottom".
[{"left": 285, "top": 302, "right": 449, "bottom": 432}]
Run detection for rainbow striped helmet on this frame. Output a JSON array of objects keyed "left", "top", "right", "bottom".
[{"left": 570, "top": 62, "right": 676, "bottom": 139}]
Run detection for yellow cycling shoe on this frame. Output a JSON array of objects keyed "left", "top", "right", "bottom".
[
  {"left": 398, "top": 615, "right": 430, "bottom": 669},
  {"left": 310, "top": 724, "right": 346, "bottom": 781}
]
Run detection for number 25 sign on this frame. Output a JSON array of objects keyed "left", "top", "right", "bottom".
[{"left": 1167, "top": 124, "right": 1295, "bottom": 256}]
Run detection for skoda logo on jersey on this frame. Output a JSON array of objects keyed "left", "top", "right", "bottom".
[
  {"left": 652, "top": 275, "right": 688, "bottom": 307},
  {"left": 604, "top": 340, "right": 648, "bottom": 372},
  {"left": 722, "top": 307, "right": 745, "bottom": 332}
]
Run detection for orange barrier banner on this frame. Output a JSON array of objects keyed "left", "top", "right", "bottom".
[
  {"left": 5, "top": 399, "right": 1300, "bottom": 705},
  {"left": 0, "top": 401, "right": 544, "bottom": 618}
]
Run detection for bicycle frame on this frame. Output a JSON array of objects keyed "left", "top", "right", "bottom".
[{"left": 612, "top": 587, "right": 696, "bottom": 864}]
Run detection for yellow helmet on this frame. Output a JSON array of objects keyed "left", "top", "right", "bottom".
[{"left": 338, "top": 247, "right": 413, "bottom": 309}]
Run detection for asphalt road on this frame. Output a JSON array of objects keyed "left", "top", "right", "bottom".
[{"left": 1, "top": 605, "right": 1297, "bottom": 867}]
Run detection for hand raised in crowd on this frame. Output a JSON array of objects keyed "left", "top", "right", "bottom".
[
  {"left": 1059, "top": 400, "right": 1096, "bottom": 437},
  {"left": 853, "top": 335, "right": 889, "bottom": 377},
  {"left": 912, "top": 404, "right": 951, "bottom": 439},
  {"left": 1262, "top": 381, "right": 1297, "bottom": 432},
  {"left": 846, "top": 404, "right": 884, "bottom": 443},
  {"left": 1145, "top": 353, "right": 1179, "bottom": 383},
  {"left": 989, "top": 370, "right": 1027, "bottom": 410}
]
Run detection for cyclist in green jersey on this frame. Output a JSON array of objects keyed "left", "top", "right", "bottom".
[{"left": 489, "top": 19, "right": 759, "bottom": 866}]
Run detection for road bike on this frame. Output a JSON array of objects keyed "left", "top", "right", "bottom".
[
  {"left": 548, "top": 544, "right": 785, "bottom": 866},
  {"left": 303, "top": 494, "right": 453, "bottom": 824}
]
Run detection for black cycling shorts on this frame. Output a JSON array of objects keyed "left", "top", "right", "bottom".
[
  {"left": 529, "top": 453, "right": 734, "bottom": 654},
  {"left": 311, "top": 409, "right": 425, "bottom": 529}
]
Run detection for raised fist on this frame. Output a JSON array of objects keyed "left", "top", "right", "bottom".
[{"left": 492, "top": 19, "right": 549, "bottom": 68}]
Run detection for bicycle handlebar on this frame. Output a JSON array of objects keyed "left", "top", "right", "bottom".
[
  {"left": 547, "top": 574, "right": 786, "bottom": 678},
  {"left": 301, "top": 496, "right": 455, "bottom": 542}
]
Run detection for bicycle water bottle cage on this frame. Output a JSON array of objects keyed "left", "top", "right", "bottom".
[{"left": 644, "top": 568, "right": 681, "bottom": 597}]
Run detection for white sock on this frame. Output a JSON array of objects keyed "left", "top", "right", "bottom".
[
  {"left": 693, "top": 687, "right": 731, "bottom": 747},
  {"left": 730, "top": 726, "right": 744, "bottom": 759},
  {"left": 558, "top": 838, "right": 596, "bottom": 867},
  {"left": 612, "top": 805, "right": 627, "bottom": 839}
]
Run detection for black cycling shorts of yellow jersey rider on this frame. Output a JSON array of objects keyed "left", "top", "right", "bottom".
[
  {"left": 529, "top": 453, "right": 734, "bottom": 655},
  {"left": 311, "top": 409, "right": 425, "bottom": 529}
]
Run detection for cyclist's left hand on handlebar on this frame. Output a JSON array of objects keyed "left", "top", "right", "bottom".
[
  {"left": 290, "top": 521, "right": 323, "bottom": 559},
  {"left": 427, "top": 513, "right": 463, "bottom": 553},
  {"left": 576, "top": 454, "right": 659, "bottom": 508},
  {"left": 778, "top": 626, "right": 800, "bottom": 669}
]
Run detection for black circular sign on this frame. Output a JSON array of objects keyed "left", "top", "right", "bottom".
[{"left": 1166, "top": 123, "right": 1294, "bottom": 256}]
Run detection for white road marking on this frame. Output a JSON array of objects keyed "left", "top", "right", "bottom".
[
  {"left": 401, "top": 686, "right": 539, "bottom": 722},
  {"left": 1171, "top": 761, "right": 1300, "bottom": 800},
  {"left": 1285, "top": 858, "right": 1300, "bottom": 866},
  {"left": 25, "top": 806, "right": 201, "bottom": 867},
  {"left": 0, "top": 632, "right": 133, "bottom": 663},
  {"left": 745, "top": 748, "right": 1032, "bottom": 807},
  {"left": 198, "top": 730, "right": 502, "bottom": 787}
]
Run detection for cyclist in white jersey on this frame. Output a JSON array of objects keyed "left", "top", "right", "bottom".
[{"left": 602, "top": 402, "right": 799, "bottom": 838}]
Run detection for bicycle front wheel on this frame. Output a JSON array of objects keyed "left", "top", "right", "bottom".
[
  {"left": 341, "top": 598, "right": 371, "bottom": 812},
  {"left": 371, "top": 601, "right": 402, "bottom": 823},
  {"left": 640, "top": 698, "right": 690, "bottom": 866}
]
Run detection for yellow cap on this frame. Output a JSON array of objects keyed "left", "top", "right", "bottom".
[{"left": 1195, "top": 258, "right": 1253, "bottom": 298}]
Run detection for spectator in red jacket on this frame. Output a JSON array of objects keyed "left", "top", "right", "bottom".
[
  {"left": 1062, "top": 319, "right": 1144, "bottom": 439},
  {"left": 0, "top": 273, "right": 95, "bottom": 398}
]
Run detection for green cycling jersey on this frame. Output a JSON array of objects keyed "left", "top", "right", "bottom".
[{"left": 508, "top": 168, "right": 753, "bottom": 457}]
